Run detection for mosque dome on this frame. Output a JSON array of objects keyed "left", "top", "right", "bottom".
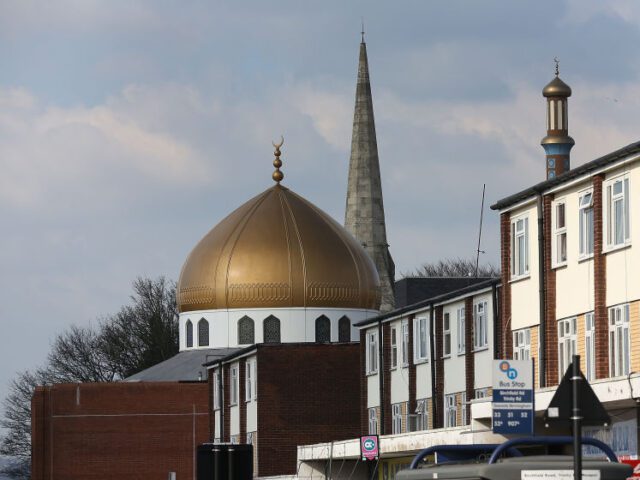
[
  {"left": 177, "top": 184, "right": 381, "bottom": 313},
  {"left": 542, "top": 76, "right": 572, "bottom": 97}
]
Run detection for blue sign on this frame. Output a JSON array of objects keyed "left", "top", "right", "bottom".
[{"left": 492, "top": 359, "right": 534, "bottom": 435}]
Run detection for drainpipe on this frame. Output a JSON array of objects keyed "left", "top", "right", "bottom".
[
  {"left": 537, "top": 193, "right": 547, "bottom": 388},
  {"left": 378, "top": 319, "right": 385, "bottom": 434},
  {"left": 492, "top": 283, "right": 499, "bottom": 360},
  {"left": 429, "top": 304, "right": 438, "bottom": 427}
]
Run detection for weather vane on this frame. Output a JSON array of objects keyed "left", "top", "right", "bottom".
[{"left": 554, "top": 57, "right": 560, "bottom": 76}]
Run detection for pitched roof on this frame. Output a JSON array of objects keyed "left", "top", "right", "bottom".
[{"left": 491, "top": 141, "right": 640, "bottom": 211}]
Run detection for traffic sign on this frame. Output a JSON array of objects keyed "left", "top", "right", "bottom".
[{"left": 492, "top": 359, "right": 535, "bottom": 435}]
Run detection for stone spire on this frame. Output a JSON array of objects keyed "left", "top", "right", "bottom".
[{"left": 345, "top": 37, "right": 396, "bottom": 312}]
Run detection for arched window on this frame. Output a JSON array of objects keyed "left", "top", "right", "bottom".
[
  {"left": 238, "top": 316, "right": 255, "bottom": 345},
  {"left": 186, "top": 320, "right": 193, "bottom": 348},
  {"left": 338, "top": 316, "right": 351, "bottom": 342},
  {"left": 198, "top": 318, "right": 210, "bottom": 347},
  {"left": 315, "top": 315, "right": 331, "bottom": 343},
  {"left": 263, "top": 316, "right": 281, "bottom": 343}
]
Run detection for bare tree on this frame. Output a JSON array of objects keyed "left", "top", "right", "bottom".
[
  {"left": 406, "top": 257, "right": 500, "bottom": 278},
  {"left": 0, "top": 276, "right": 179, "bottom": 478}
]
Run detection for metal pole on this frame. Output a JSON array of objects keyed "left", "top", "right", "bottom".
[{"left": 572, "top": 355, "right": 582, "bottom": 480}]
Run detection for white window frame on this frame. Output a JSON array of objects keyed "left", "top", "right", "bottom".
[
  {"left": 401, "top": 321, "right": 409, "bottom": 367},
  {"left": 604, "top": 175, "right": 630, "bottom": 249},
  {"left": 456, "top": 306, "right": 466, "bottom": 355},
  {"left": 461, "top": 392, "right": 468, "bottom": 426},
  {"left": 416, "top": 399, "right": 428, "bottom": 431},
  {"left": 245, "top": 360, "right": 256, "bottom": 402},
  {"left": 443, "top": 312, "right": 451, "bottom": 357},
  {"left": 230, "top": 365, "right": 239, "bottom": 406},
  {"left": 585, "top": 312, "right": 595, "bottom": 382},
  {"left": 366, "top": 330, "right": 378, "bottom": 374},
  {"left": 552, "top": 199, "right": 567, "bottom": 267},
  {"left": 511, "top": 215, "right": 530, "bottom": 279},
  {"left": 368, "top": 408, "right": 378, "bottom": 435},
  {"left": 392, "top": 403, "right": 402, "bottom": 434},
  {"left": 445, "top": 394, "right": 457, "bottom": 428},
  {"left": 414, "top": 317, "right": 429, "bottom": 363},
  {"left": 213, "top": 371, "right": 221, "bottom": 410},
  {"left": 246, "top": 432, "right": 254, "bottom": 445},
  {"left": 609, "top": 304, "right": 630, "bottom": 377},
  {"left": 558, "top": 317, "right": 577, "bottom": 381},
  {"left": 579, "top": 190, "right": 594, "bottom": 259},
  {"left": 513, "top": 328, "right": 531, "bottom": 361},
  {"left": 475, "top": 388, "right": 490, "bottom": 399},
  {"left": 473, "top": 301, "right": 488, "bottom": 350},
  {"left": 391, "top": 326, "right": 398, "bottom": 369}
]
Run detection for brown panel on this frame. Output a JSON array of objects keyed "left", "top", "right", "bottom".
[
  {"left": 593, "top": 175, "right": 609, "bottom": 379},
  {"left": 543, "top": 195, "right": 559, "bottom": 385},
  {"left": 500, "top": 212, "right": 513, "bottom": 359}
]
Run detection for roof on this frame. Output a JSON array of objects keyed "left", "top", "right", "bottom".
[
  {"left": 491, "top": 140, "right": 640, "bottom": 211},
  {"left": 394, "top": 277, "right": 494, "bottom": 308},
  {"left": 124, "top": 348, "right": 241, "bottom": 382},
  {"left": 355, "top": 278, "right": 500, "bottom": 328}
]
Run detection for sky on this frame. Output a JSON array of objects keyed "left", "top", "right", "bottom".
[{"left": 1, "top": 0, "right": 640, "bottom": 407}]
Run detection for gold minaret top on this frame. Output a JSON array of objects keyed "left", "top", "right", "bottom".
[{"left": 272, "top": 136, "right": 284, "bottom": 183}]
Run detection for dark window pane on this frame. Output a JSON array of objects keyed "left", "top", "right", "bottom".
[
  {"left": 238, "top": 316, "right": 255, "bottom": 344},
  {"left": 338, "top": 316, "right": 351, "bottom": 342},
  {"left": 198, "top": 319, "right": 209, "bottom": 347},
  {"left": 263, "top": 316, "right": 281, "bottom": 343},
  {"left": 315, "top": 315, "right": 331, "bottom": 343},
  {"left": 186, "top": 320, "right": 193, "bottom": 348}
]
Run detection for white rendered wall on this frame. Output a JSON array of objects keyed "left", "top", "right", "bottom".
[
  {"left": 510, "top": 203, "right": 541, "bottom": 330},
  {"left": 554, "top": 180, "right": 595, "bottom": 319},
  {"left": 415, "top": 362, "right": 432, "bottom": 399},
  {"left": 214, "top": 410, "right": 221, "bottom": 440},
  {"left": 179, "top": 307, "right": 378, "bottom": 350},
  {"left": 246, "top": 354, "right": 258, "bottom": 432},
  {"left": 473, "top": 292, "right": 493, "bottom": 389},
  {"left": 443, "top": 300, "right": 466, "bottom": 395},
  {"left": 389, "top": 318, "right": 410, "bottom": 404}
]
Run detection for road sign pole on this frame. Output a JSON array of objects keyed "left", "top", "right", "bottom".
[{"left": 572, "top": 355, "right": 582, "bottom": 480}]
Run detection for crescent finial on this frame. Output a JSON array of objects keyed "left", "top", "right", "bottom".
[{"left": 272, "top": 135, "right": 284, "bottom": 150}]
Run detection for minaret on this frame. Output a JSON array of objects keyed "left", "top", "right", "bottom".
[
  {"left": 541, "top": 59, "right": 574, "bottom": 179},
  {"left": 345, "top": 33, "right": 396, "bottom": 312}
]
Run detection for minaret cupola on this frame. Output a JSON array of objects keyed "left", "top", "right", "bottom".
[{"left": 541, "top": 58, "right": 574, "bottom": 179}]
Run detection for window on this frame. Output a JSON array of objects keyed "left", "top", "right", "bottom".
[
  {"left": 473, "top": 302, "right": 488, "bottom": 350},
  {"left": 315, "top": 315, "right": 331, "bottom": 343},
  {"left": 238, "top": 316, "right": 255, "bottom": 344},
  {"left": 401, "top": 321, "right": 409, "bottom": 366},
  {"left": 245, "top": 360, "right": 255, "bottom": 402},
  {"left": 461, "top": 392, "right": 468, "bottom": 426},
  {"left": 366, "top": 330, "right": 378, "bottom": 374},
  {"left": 475, "top": 388, "right": 490, "bottom": 399},
  {"left": 416, "top": 399, "right": 428, "bottom": 431},
  {"left": 338, "top": 316, "right": 351, "bottom": 342},
  {"left": 579, "top": 191, "right": 594, "bottom": 258},
  {"left": 230, "top": 365, "right": 238, "bottom": 405},
  {"left": 246, "top": 432, "right": 254, "bottom": 445},
  {"left": 605, "top": 177, "right": 630, "bottom": 248},
  {"left": 513, "top": 328, "right": 531, "bottom": 360},
  {"left": 198, "top": 319, "right": 210, "bottom": 347},
  {"left": 443, "top": 313, "right": 451, "bottom": 357},
  {"left": 391, "top": 326, "right": 398, "bottom": 368},
  {"left": 558, "top": 317, "right": 577, "bottom": 381},
  {"left": 414, "top": 317, "right": 429, "bottom": 362},
  {"left": 186, "top": 320, "right": 193, "bottom": 348},
  {"left": 456, "top": 307, "right": 466, "bottom": 354},
  {"left": 609, "top": 304, "right": 630, "bottom": 377},
  {"left": 213, "top": 371, "right": 221, "bottom": 409},
  {"left": 553, "top": 201, "right": 567, "bottom": 266},
  {"left": 445, "top": 394, "right": 456, "bottom": 428},
  {"left": 263, "top": 315, "right": 281, "bottom": 343},
  {"left": 368, "top": 408, "right": 378, "bottom": 435},
  {"left": 392, "top": 404, "right": 402, "bottom": 434},
  {"left": 511, "top": 216, "right": 529, "bottom": 277},
  {"left": 585, "top": 312, "right": 595, "bottom": 382}
]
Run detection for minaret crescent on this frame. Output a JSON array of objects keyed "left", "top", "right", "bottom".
[{"left": 344, "top": 36, "right": 396, "bottom": 312}]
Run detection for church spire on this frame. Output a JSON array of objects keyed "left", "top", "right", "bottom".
[{"left": 345, "top": 36, "right": 396, "bottom": 312}]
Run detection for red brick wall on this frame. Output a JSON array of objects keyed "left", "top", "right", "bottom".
[
  {"left": 434, "top": 307, "right": 444, "bottom": 429},
  {"left": 208, "top": 369, "right": 215, "bottom": 439},
  {"left": 360, "top": 329, "right": 368, "bottom": 434},
  {"left": 31, "top": 382, "right": 209, "bottom": 480},
  {"left": 593, "top": 175, "right": 609, "bottom": 379},
  {"left": 464, "top": 298, "right": 474, "bottom": 423},
  {"left": 223, "top": 364, "right": 230, "bottom": 442},
  {"left": 500, "top": 212, "right": 513, "bottom": 359},
  {"left": 256, "top": 344, "right": 360, "bottom": 477},
  {"left": 382, "top": 323, "right": 391, "bottom": 435},
  {"left": 544, "top": 194, "right": 559, "bottom": 385},
  {"left": 240, "top": 359, "right": 247, "bottom": 442},
  {"left": 408, "top": 314, "right": 417, "bottom": 421}
]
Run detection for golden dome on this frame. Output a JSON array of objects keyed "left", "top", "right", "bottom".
[
  {"left": 177, "top": 184, "right": 381, "bottom": 312},
  {"left": 543, "top": 76, "right": 572, "bottom": 97}
]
